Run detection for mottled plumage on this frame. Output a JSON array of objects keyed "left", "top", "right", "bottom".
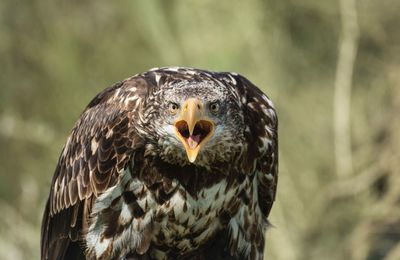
[{"left": 41, "top": 67, "right": 278, "bottom": 260}]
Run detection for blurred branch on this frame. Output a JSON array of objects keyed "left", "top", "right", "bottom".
[
  {"left": 385, "top": 243, "right": 400, "bottom": 260},
  {"left": 333, "top": 0, "right": 359, "bottom": 177},
  {"left": 326, "top": 162, "right": 382, "bottom": 200},
  {"left": 0, "top": 113, "right": 56, "bottom": 145}
]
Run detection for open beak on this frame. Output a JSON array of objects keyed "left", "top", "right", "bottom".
[{"left": 174, "top": 98, "right": 215, "bottom": 163}]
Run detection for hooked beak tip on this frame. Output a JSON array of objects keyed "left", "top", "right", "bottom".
[
  {"left": 174, "top": 120, "right": 214, "bottom": 163},
  {"left": 172, "top": 98, "right": 215, "bottom": 163}
]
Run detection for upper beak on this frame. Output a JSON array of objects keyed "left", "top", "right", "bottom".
[{"left": 174, "top": 98, "right": 215, "bottom": 163}]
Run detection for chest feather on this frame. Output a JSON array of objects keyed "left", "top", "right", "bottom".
[{"left": 86, "top": 171, "right": 246, "bottom": 259}]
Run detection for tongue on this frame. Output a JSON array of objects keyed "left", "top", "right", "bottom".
[{"left": 187, "top": 135, "right": 201, "bottom": 149}]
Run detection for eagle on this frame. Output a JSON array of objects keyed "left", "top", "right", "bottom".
[{"left": 41, "top": 67, "right": 278, "bottom": 260}]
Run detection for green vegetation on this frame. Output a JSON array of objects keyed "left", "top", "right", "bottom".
[{"left": 0, "top": 1, "right": 399, "bottom": 259}]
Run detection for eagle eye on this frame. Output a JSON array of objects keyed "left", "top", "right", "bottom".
[
  {"left": 209, "top": 102, "right": 220, "bottom": 114},
  {"left": 168, "top": 102, "right": 180, "bottom": 115}
]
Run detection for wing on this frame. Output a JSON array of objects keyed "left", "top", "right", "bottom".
[
  {"left": 212, "top": 73, "right": 278, "bottom": 259},
  {"left": 225, "top": 73, "right": 278, "bottom": 217},
  {"left": 40, "top": 76, "right": 151, "bottom": 260}
]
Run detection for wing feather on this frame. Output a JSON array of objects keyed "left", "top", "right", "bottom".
[
  {"left": 230, "top": 74, "right": 279, "bottom": 218},
  {"left": 41, "top": 77, "right": 151, "bottom": 260}
]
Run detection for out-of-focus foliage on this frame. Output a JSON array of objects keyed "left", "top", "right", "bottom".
[{"left": 0, "top": 0, "right": 399, "bottom": 259}]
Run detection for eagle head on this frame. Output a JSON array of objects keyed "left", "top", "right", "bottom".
[{"left": 142, "top": 69, "right": 246, "bottom": 167}]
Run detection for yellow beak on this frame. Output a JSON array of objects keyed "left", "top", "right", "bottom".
[{"left": 174, "top": 98, "right": 214, "bottom": 163}]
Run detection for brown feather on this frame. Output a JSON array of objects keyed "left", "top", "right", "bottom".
[
  {"left": 41, "top": 76, "right": 148, "bottom": 260},
  {"left": 41, "top": 68, "right": 278, "bottom": 260}
]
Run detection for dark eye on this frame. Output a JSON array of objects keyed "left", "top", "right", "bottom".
[
  {"left": 168, "top": 102, "right": 179, "bottom": 114},
  {"left": 209, "top": 102, "right": 220, "bottom": 114}
]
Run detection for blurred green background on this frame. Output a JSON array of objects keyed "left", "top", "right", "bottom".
[{"left": 1, "top": 0, "right": 399, "bottom": 259}]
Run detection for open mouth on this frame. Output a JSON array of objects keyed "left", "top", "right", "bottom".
[{"left": 175, "top": 120, "right": 213, "bottom": 149}]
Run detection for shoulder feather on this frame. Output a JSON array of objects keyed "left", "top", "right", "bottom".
[
  {"left": 229, "top": 73, "right": 278, "bottom": 217},
  {"left": 41, "top": 75, "right": 152, "bottom": 259}
]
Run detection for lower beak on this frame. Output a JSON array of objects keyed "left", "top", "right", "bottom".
[{"left": 174, "top": 98, "right": 214, "bottom": 163}]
